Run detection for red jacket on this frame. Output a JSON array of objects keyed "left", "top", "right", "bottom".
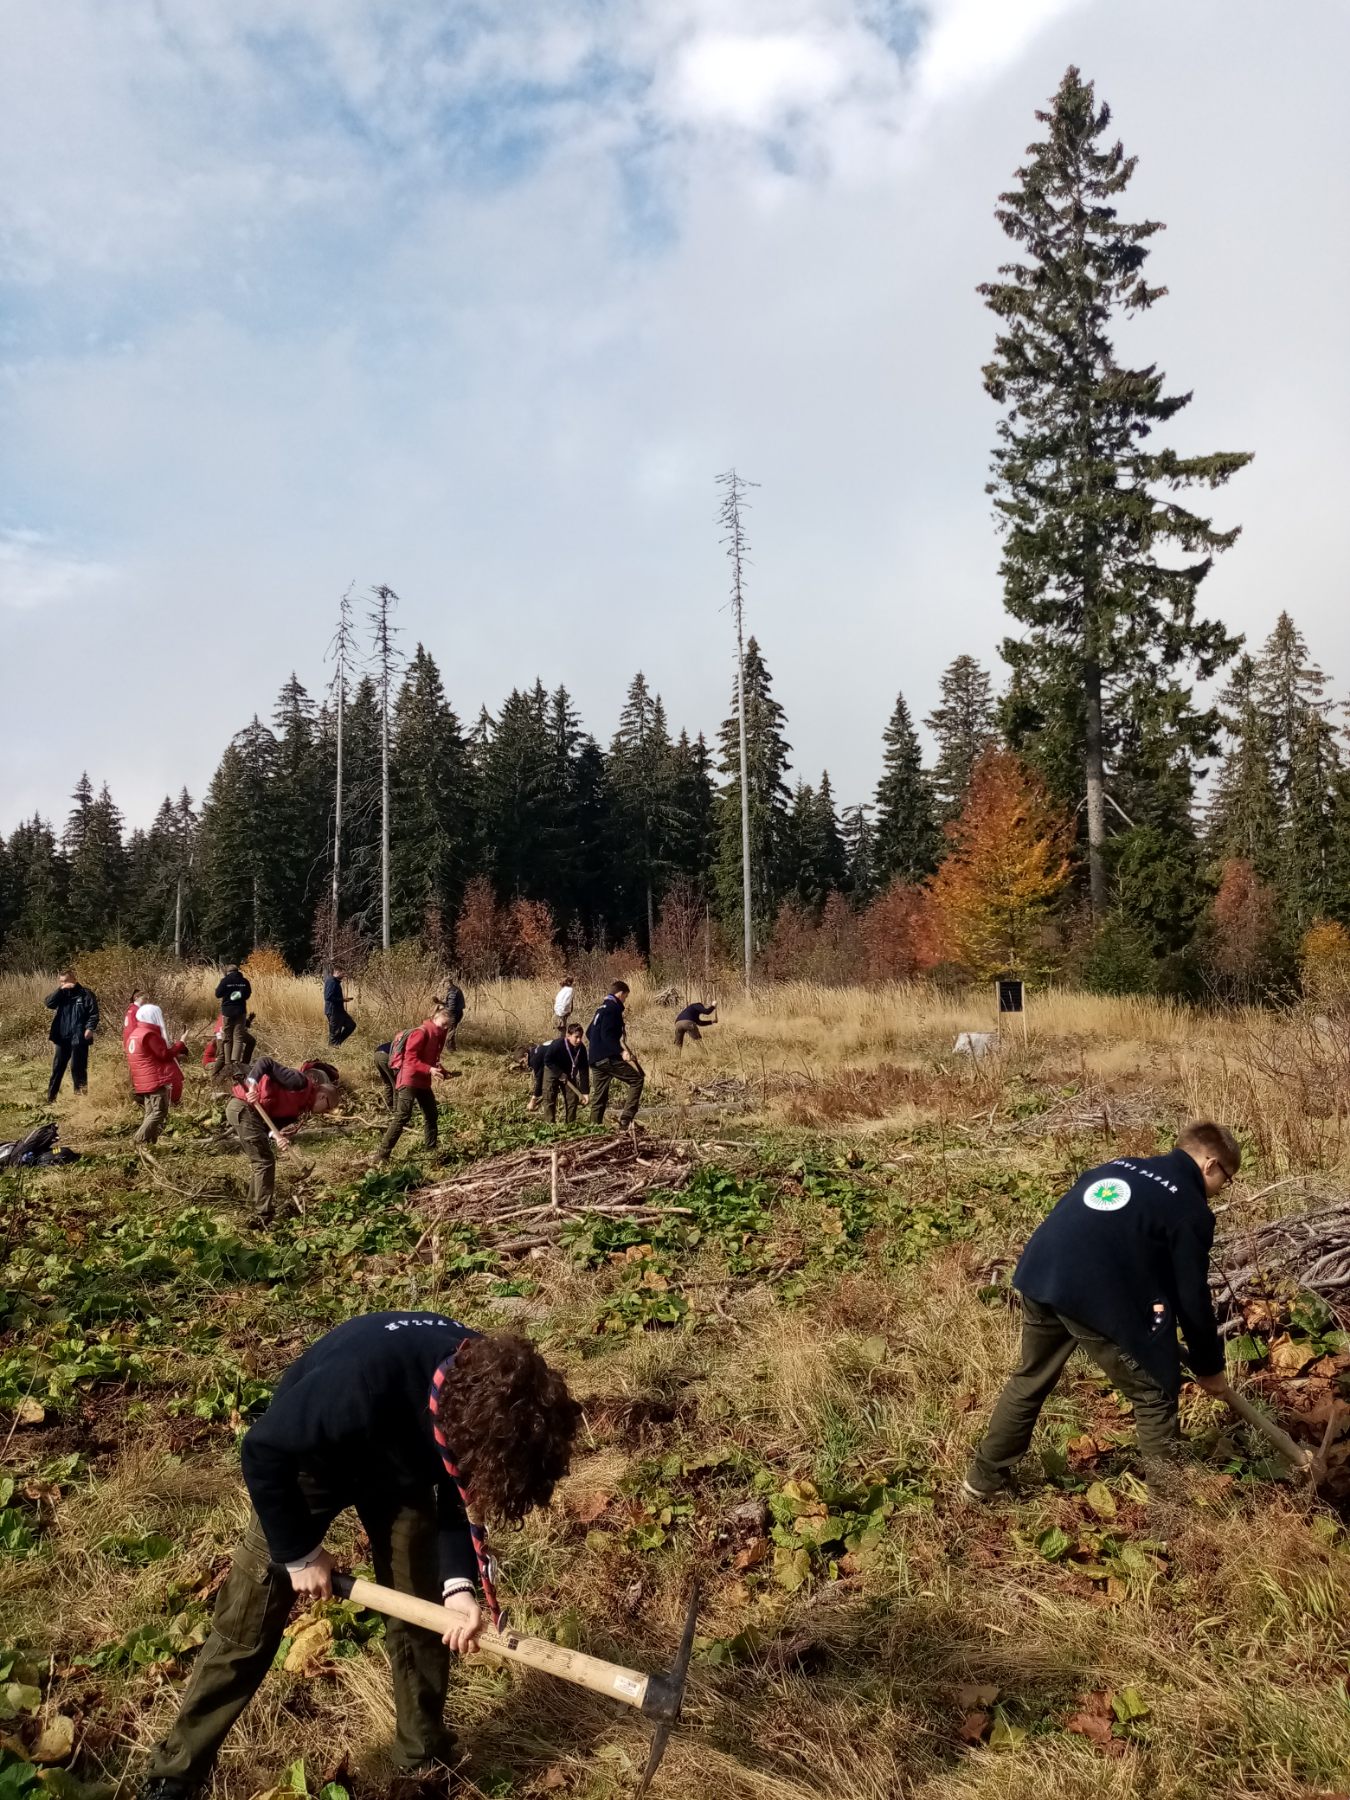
[
  {"left": 231, "top": 1057, "right": 333, "bottom": 1121},
  {"left": 203, "top": 1013, "right": 224, "bottom": 1068},
  {"left": 396, "top": 1020, "right": 447, "bottom": 1090},
  {"left": 125, "top": 1020, "right": 187, "bottom": 1100}
]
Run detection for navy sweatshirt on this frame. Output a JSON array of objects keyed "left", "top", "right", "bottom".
[
  {"left": 541, "top": 1036, "right": 589, "bottom": 1093},
  {"left": 323, "top": 975, "right": 345, "bottom": 1013},
  {"left": 215, "top": 972, "right": 252, "bottom": 1018},
  {"left": 587, "top": 994, "right": 626, "bottom": 1063},
  {"left": 240, "top": 1312, "right": 478, "bottom": 1585},
  {"left": 676, "top": 1003, "right": 715, "bottom": 1025},
  {"left": 1013, "top": 1149, "right": 1223, "bottom": 1396}
]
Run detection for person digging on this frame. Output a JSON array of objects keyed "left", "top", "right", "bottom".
[
  {"left": 963, "top": 1120, "right": 1240, "bottom": 1504},
  {"left": 586, "top": 981, "right": 643, "bottom": 1127},
  {"left": 226, "top": 1056, "right": 339, "bottom": 1222},
  {"left": 139, "top": 1311, "right": 581, "bottom": 1800},
  {"left": 377, "top": 1005, "right": 457, "bottom": 1162}
]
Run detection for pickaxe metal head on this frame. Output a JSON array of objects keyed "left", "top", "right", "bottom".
[{"left": 634, "top": 1582, "right": 700, "bottom": 1797}]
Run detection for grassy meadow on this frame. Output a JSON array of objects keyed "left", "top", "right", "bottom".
[{"left": 3, "top": 963, "right": 1350, "bottom": 1800}]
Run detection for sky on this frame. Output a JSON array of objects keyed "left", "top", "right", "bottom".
[{"left": 2, "top": 0, "right": 1348, "bottom": 834}]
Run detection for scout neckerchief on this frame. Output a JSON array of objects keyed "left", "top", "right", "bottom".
[{"left": 428, "top": 1355, "right": 502, "bottom": 1628}]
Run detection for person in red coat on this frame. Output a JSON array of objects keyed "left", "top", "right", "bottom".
[
  {"left": 376, "top": 1005, "right": 455, "bottom": 1162},
  {"left": 226, "top": 1056, "right": 339, "bottom": 1220},
  {"left": 125, "top": 1002, "right": 189, "bottom": 1147}
]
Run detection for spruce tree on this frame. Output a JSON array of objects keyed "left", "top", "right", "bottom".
[
  {"left": 840, "top": 803, "right": 877, "bottom": 903},
  {"left": 667, "top": 731, "right": 716, "bottom": 900},
  {"left": 389, "top": 646, "right": 476, "bottom": 941},
  {"left": 1251, "top": 613, "right": 1340, "bottom": 925},
  {"left": 478, "top": 687, "right": 558, "bottom": 903},
  {"left": 982, "top": 65, "right": 1251, "bottom": 918},
  {"left": 925, "top": 656, "right": 998, "bottom": 819},
  {"left": 873, "top": 694, "right": 939, "bottom": 883},
  {"left": 1207, "top": 654, "right": 1282, "bottom": 878},
  {"left": 609, "top": 673, "right": 678, "bottom": 946},
  {"left": 713, "top": 636, "right": 792, "bottom": 949},
  {"left": 64, "top": 775, "right": 127, "bottom": 947},
  {"left": 269, "top": 676, "right": 326, "bottom": 967},
  {"left": 5, "top": 816, "right": 68, "bottom": 966},
  {"left": 196, "top": 721, "right": 279, "bottom": 957},
  {"left": 789, "top": 775, "right": 848, "bottom": 917}
]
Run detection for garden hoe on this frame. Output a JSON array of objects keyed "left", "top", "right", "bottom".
[{"left": 331, "top": 1572, "right": 699, "bottom": 1795}]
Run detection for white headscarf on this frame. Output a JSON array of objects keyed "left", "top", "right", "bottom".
[{"left": 135, "top": 1002, "right": 168, "bottom": 1041}]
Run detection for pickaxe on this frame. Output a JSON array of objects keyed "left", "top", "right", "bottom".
[
  {"left": 1218, "top": 1377, "right": 1341, "bottom": 1486},
  {"left": 330, "top": 1572, "right": 698, "bottom": 1795}
]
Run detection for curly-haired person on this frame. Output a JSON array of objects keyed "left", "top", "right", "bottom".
[{"left": 141, "top": 1314, "right": 581, "bottom": 1799}]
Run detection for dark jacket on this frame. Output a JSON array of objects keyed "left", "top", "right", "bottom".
[
  {"left": 215, "top": 971, "right": 252, "bottom": 1018},
  {"left": 1013, "top": 1149, "right": 1223, "bottom": 1396},
  {"left": 542, "top": 1035, "right": 589, "bottom": 1094},
  {"left": 240, "top": 1311, "right": 478, "bottom": 1585},
  {"left": 444, "top": 985, "right": 465, "bottom": 1023},
  {"left": 587, "top": 994, "right": 626, "bottom": 1063},
  {"left": 323, "top": 975, "right": 345, "bottom": 1014},
  {"left": 676, "top": 1003, "right": 715, "bottom": 1025},
  {"left": 45, "top": 984, "right": 99, "bottom": 1046}
]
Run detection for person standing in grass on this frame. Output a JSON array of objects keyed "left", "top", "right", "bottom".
[
  {"left": 963, "top": 1121, "right": 1240, "bottom": 1501},
  {"left": 442, "top": 980, "right": 466, "bottom": 1049},
  {"left": 552, "top": 974, "right": 575, "bottom": 1034},
  {"left": 674, "top": 998, "right": 717, "bottom": 1052},
  {"left": 44, "top": 971, "right": 100, "bottom": 1101},
  {"left": 377, "top": 1005, "right": 455, "bottom": 1161},
  {"left": 125, "top": 1002, "right": 188, "bottom": 1148},
  {"left": 213, "top": 963, "right": 252, "bottom": 1066},
  {"left": 226, "top": 1057, "right": 338, "bottom": 1220},
  {"left": 586, "top": 981, "right": 643, "bottom": 1126},
  {"left": 323, "top": 965, "right": 356, "bottom": 1046},
  {"left": 139, "top": 1313, "right": 581, "bottom": 1800}
]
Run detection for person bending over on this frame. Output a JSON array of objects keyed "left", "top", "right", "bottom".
[
  {"left": 964, "top": 1121, "right": 1240, "bottom": 1502},
  {"left": 226, "top": 1057, "right": 338, "bottom": 1220},
  {"left": 586, "top": 981, "right": 643, "bottom": 1127},
  {"left": 674, "top": 999, "right": 717, "bottom": 1052},
  {"left": 140, "top": 1313, "right": 580, "bottom": 1800}
]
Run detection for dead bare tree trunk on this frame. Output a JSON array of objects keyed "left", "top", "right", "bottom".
[
  {"left": 1084, "top": 657, "right": 1108, "bottom": 921},
  {"left": 326, "top": 584, "right": 357, "bottom": 966},
  {"left": 718, "top": 468, "right": 759, "bottom": 992},
  {"left": 368, "top": 584, "right": 401, "bottom": 953}
]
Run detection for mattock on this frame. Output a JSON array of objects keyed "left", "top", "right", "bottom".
[{"left": 331, "top": 1572, "right": 700, "bottom": 1795}]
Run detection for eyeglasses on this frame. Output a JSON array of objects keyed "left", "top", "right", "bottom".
[{"left": 1211, "top": 1158, "right": 1236, "bottom": 1188}]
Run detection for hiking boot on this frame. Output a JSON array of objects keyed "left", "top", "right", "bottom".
[{"left": 958, "top": 1473, "right": 1007, "bottom": 1505}]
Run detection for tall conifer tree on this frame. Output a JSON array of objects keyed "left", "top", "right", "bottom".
[
  {"left": 713, "top": 637, "right": 791, "bottom": 949},
  {"left": 982, "top": 65, "right": 1250, "bottom": 918},
  {"left": 925, "top": 656, "right": 998, "bottom": 820},
  {"left": 873, "top": 694, "right": 939, "bottom": 883}
]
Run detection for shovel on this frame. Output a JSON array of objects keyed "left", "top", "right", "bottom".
[{"left": 331, "top": 1572, "right": 699, "bottom": 1795}]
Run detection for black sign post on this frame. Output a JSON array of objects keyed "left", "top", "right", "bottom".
[{"left": 996, "top": 977, "right": 1027, "bottom": 1043}]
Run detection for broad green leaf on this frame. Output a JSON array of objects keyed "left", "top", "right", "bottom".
[
  {"left": 988, "top": 1707, "right": 1027, "bottom": 1751},
  {"left": 1037, "top": 1527, "right": 1072, "bottom": 1562},
  {"left": 1111, "top": 1687, "right": 1150, "bottom": 1723},
  {"left": 1084, "top": 1481, "right": 1116, "bottom": 1520}
]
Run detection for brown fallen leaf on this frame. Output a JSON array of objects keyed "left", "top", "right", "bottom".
[
  {"left": 283, "top": 1619, "right": 334, "bottom": 1674},
  {"left": 1064, "top": 1710, "right": 1122, "bottom": 1755},
  {"left": 1268, "top": 1336, "right": 1315, "bottom": 1377},
  {"left": 32, "top": 1716, "right": 77, "bottom": 1764},
  {"left": 958, "top": 1711, "right": 990, "bottom": 1744},
  {"left": 538, "top": 1767, "right": 568, "bottom": 1791},
  {"left": 733, "top": 1538, "right": 768, "bottom": 1572},
  {"left": 953, "top": 1683, "right": 1000, "bottom": 1709},
  {"left": 11, "top": 1398, "right": 44, "bottom": 1428},
  {"left": 570, "top": 1491, "right": 611, "bottom": 1526}
]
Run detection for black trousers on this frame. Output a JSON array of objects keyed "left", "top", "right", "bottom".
[
  {"left": 326, "top": 1007, "right": 356, "bottom": 1046},
  {"left": 48, "top": 1040, "right": 90, "bottom": 1101}
]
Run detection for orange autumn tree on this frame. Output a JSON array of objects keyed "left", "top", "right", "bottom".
[{"left": 927, "top": 750, "right": 1072, "bottom": 979}]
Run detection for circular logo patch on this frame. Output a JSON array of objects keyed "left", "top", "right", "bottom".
[{"left": 1084, "top": 1176, "right": 1132, "bottom": 1212}]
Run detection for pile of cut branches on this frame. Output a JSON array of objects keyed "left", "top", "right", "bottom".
[
  {"left": 1212, "top": 1200, "right": 1350, "bottom": 1328},
  {"left": 410, "top": 1133, "right": 704, "bottom": 1257}
]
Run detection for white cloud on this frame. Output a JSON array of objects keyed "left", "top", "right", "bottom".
[{"left": 0, "top": 531, "right": 119, "bottom": 611}]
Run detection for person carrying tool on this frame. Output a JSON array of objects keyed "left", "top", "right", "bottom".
[
  {"left": 540, "top": 1024, "right": 590, "bottom": 1123},
  {"left": 963, "top": 1120, "right": 1241, "bottom": 1502},
  {"left": 125, "top": 1002, "right": 189, "bottom": 1147},
  {"left": 517, "top": 1042, "right": 549, "bottom": 1113},
  {"left": 44, "top": 971, "right": 100, "bottom": 1101},
  {"left": 213, "top": 964, "right": 252, "bottom": 1066},
  {"left": 586, "top": 981, "right": 643, "bottom": 1127},
  {"left": 377, "top": 1005, "right": 455, "bottom": 1161},
  {"left": 552, "top": 975, "right": 575, "bottom": 1034},
  {"left": 442, "top": 981, "right": 466, "bottom": 1049},
  {"left": 226, "top": 1056, "right": 339, "bottom": 1220},
  {"left": 139, "top": 1311, "right": 580, "bottom": 1800},
  {"left": 674, "top": 999, "right": 717, "bottom": 1052},
  {"left": 323, "top": 965, "right": 356, "bottom": 1047}
]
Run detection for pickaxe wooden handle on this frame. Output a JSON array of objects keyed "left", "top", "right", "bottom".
[
  {"left": 331, "top": 1573, "right": 697, "bottom": 1793},
  {"left": 250, "top": 1097, "right": 289, "bottom": 1150},
  {"left": 1221, "top": 1381, "right": 1316, "bottom": 1473}
]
